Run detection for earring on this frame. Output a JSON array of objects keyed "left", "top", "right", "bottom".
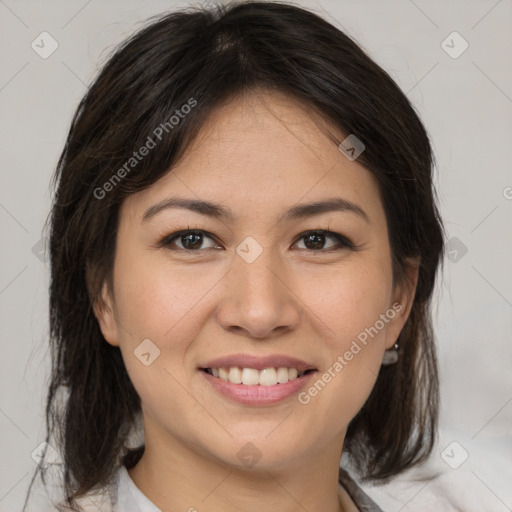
[{"left": 381, "top": 343, "right": 399, "bottom": 365}]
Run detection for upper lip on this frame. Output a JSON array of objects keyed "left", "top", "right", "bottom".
[{"left": 201, "top": 354, "right": 317, "bottom": 372}]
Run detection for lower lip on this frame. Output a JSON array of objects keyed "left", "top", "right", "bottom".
[{"left": 200, "top": 370, "right": 317, "bottom": 406}]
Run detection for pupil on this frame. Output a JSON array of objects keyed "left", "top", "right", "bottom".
[
  {"left": 183, "top": 232, "right": 202, "bottom": 249},
  {"left": 180, "top": 232, "right": 327, "bottom": 250},
  {"left": 305, "top": 233, "right": 324, "bottom": 250}
]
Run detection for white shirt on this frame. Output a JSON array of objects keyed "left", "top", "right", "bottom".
[
  {"left": 23, "top": 463, "right": 160, "bottom": 512},
  {"left": 113, "top": 465, "right": 161, "bottom": 512},
  {"left": 23, "top": 454, "right": 502, "bottom": 511}
]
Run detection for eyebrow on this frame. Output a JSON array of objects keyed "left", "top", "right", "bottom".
[{"left": 142, "top": 196, "right": 370, "bottom": 224}]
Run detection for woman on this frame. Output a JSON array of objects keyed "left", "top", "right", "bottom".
[{"left": 23, "top": 1, "right": 445, "bottom": 510}]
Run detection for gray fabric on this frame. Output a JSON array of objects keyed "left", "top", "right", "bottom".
[{"left": 339, "top": 467, "right": 385, "bottom": 512}]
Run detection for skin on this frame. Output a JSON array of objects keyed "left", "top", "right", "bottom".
[{"left": 94, "top": 88, "right": 419, "bottom": 512}]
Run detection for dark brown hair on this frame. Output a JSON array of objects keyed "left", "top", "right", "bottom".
[{"left": 24, "top": 1, "right": 445, "bottom": 509}]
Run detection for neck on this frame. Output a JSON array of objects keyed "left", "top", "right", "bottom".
[{"left": 128, "top": 426, "right": 352, "bottom": 512}]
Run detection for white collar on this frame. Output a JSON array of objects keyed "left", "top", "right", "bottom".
[{"left": 114, "top": 465, "right": 161, "bottom": 512}]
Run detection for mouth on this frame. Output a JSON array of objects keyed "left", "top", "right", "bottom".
[
  {"left": 200, "top": 366, "right": 318, "bottom": 406},
  {"left": 201, "top": 367, "right": 317, "bottom": 386}
]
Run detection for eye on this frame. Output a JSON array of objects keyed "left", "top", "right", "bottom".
[
  {"left": 293, "top": 230, "right": 356, "bottom": 251},
  {"left": 160, "top": 229, "right": 220, "bottom": 251},
  {"left": 159, "top": 228, "right": 357, "bottom": 253}
]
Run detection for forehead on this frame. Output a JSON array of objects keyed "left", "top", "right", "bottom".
[
  {"left": 184, "top": 88, "right": 348, "bottom": 172},
  {"left": 121, "top": 89, "right": 385, "bottom": 227}
]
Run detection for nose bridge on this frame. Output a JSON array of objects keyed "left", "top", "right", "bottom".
[
  {"left": 233, "top": 235, "right": 284, "bottom": 303},
  {"left": 216, "top": 234, "right": 300, "bottom": 337}
]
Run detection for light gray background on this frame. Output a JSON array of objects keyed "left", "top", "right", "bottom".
[{"left": 1, "top": 0, "right": 511, "bottom": 510}]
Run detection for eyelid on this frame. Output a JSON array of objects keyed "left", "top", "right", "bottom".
[
  {"left": 158, "top": 228, "right": 359, "bottom": 252},
  {"left": 159, "top": 229, "right": 221, "bottom": 250},
  {"left": 294, "top": 229, "right": 357, "bottom": 251}
]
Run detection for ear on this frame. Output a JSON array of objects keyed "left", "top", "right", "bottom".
[
  {"left": 384, "top": 256, "right": 420, "bottom": 349},
  {"left": 92, "top": 281, "right": 120, "bottom": 347}
]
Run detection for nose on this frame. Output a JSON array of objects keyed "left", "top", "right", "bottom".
[{"left": 216, "top": 243, "right": 301, "bottom": 339}]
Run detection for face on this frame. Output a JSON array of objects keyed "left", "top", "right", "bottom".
[{"left": 95, "top": 89, "right": 418, "bottom": 471}]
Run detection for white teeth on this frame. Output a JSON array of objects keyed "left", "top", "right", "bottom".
[
  {"left": 228, "top": 367, "right": 242, "bottom": 384},
  {"left": 259, "top": 368, "right": 277, "bottom": 386},
  {"left": 288, "top": 368, "right": 298, "bottom": 380},
  {"left": 207, "top": 366, "right": 310, "bottom": 385},
  {"left": 277, "top": 367, "right": 289, "bottom": 384},
  {"left": 242, "top": 368, "right": 259, "bottom": 385}
]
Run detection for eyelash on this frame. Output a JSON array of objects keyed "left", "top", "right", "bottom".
[{"left": 158, "top": 228, "right": 359, "bottom": 253}]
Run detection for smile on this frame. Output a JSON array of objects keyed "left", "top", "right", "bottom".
[
  {"left": 202, "top": 367, "right": 315, "bottom": 386},
  {"left": 200, "top": 367, "right": 318, "bottom": 406}
]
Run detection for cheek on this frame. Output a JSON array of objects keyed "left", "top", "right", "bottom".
[
  {"left": 295, "top": 255, "right": 394, "bottom": 411},
  {"left": 109, "top": 256, "right": 200, "bottom": 395},
  {"left": 303, "top": 257, "right": 394, "bottom": 347},
  {"left": 113, "top": 253, "right": 216, "bottom": 342},
  {"left": 111, "top": 257, "right": 208, "bottom": 420}
]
